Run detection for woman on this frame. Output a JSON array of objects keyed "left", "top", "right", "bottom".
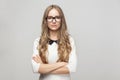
[{"left": 32, "top": 4, "right": 77, "bottom": 80}]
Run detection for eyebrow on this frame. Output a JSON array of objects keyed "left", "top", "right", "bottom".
[{"left": 47, "top": 15, "right": 60, "bottom": 17}]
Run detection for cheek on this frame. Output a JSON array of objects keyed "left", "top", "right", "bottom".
[
  {"left": 47, "top": 23, "right": 51, "bottom": 28},
  {"left": 57, "top": 23, "right": 61, "bottom": 27},
  {"left": 58, "top": 22, "right": 61, "bottom": 27}
]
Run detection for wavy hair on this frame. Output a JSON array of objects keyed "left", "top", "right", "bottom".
[{"left": 38, "top": 5, "right": 72, "bottom": 63}]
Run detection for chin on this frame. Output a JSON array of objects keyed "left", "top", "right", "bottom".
[
  {"left": 49, "top": 27, "right": 59, "bottom": 31},
  {"left": 51, "top": 29, "right": 59, "bottom": 31}
]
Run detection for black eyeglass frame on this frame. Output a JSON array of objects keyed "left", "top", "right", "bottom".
[{"left": 46, "top": 16, "right": 62, "bottom": 22}]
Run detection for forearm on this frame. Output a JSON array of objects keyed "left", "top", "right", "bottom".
[
  {"left": 50, "top": 66, "right": 69, "bottom": 74},
  {"left": 38, "top": 62, "right": 66, "bottom": 74}
]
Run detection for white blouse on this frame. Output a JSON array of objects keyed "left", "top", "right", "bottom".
[{"left": 31, "top": 36, "right": 77, "bottom": 80}]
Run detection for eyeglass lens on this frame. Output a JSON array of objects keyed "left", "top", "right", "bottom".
[{"left": 47, "top": 16, "right": 61, "bottom": 22}]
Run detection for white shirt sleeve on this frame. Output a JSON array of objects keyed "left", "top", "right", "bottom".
[
  {"left": 66, "top": 36, "right": 77, "bottom": 74},
  {"left": 31, "top": 37, "right": 41, "bottom": 74}
]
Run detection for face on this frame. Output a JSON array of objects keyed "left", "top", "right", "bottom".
[{"left": 47, "top": 8, "right": 61, "bottom": 31}]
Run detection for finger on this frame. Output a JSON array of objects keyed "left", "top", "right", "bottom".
[
  {"left": 36, "top": 55, "right": 41, "bottom": 59},
  {"left": 32, "top": 56, "right": 39, "bottom": 63},
  {"left": 36, "top": 55, "right": 43, "bottom": 63},
  {"left": 36, "top": 55, "right": 39, "bottom": 59},
  {"left": 35, "top": 55, "right": 40, "bottom": 62},
  {"left": 32, "top": 57, "right": 37, "bottom": 62},
  {"left": 32, "top": 56, "right": 36, "bottom": 60},
  {"left": 35, "top": 56, "right": 40, "bottom": 62}
]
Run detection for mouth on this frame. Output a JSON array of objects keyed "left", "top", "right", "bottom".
[
  {"left": 51, "top": 24, "right": 57, "bottom": 26},
  {"left": 51, "top": 25, "right": 57, "bottom": 27}
]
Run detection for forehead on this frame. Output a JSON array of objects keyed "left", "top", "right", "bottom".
[{"left": 48, "top": 8, "right": 60, "bottom": 16}]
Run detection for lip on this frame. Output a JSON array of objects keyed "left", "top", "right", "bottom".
[{"left": 51, "top": 25, "right": 57, "bottom": 26}]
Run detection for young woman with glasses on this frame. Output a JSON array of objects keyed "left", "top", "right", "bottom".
[{"left": 31, "top": 4, "right": 77, "bottom": 80}]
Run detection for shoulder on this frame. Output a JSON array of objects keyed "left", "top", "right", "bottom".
[
  {"left": 69, "top": 35, "right": 75, "bottom": 46},
  {"left": 33, "top": 37, "right": 40, "bottom": 45},
  {"left": 34, "top": 37, "right": 40, "bottom": 42},
  {"left": 69, "top": 35, "right": 74, "bottom": 41}
]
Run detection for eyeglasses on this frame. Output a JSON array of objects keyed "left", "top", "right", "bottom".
[{"left": 46, "top": 16, "right": 61, "bottom": 22}]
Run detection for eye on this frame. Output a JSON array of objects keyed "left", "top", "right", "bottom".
[
  {"left": 47, "top": 16, "right": 53, "bottom": 19},
  {"left": 55, "top": 16, "right": 61, "bottom": 19}
]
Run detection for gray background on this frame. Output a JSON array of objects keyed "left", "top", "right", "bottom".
[{"left": 0, "top": 0, "right": 120, "bottom": 80}]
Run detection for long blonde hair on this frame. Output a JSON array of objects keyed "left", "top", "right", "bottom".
[{"left": 38, "top": 5, "right": 72, "bottom": 63}]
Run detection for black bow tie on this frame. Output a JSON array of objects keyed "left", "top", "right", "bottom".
[{"left": 49, "top": 39, "right": 58, "bottom": 45}]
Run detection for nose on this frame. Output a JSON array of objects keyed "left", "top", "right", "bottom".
[{"left": 52, "top": 19, "right": 56, "bottom": 23}]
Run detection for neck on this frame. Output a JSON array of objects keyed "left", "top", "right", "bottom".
[{"left": 49, "top": 30, "right": 58, "bottom": 40}]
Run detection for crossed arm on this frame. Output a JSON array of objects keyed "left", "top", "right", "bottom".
[
  {"left": 32, "top": 55, "right": 69, "bottom": 74},
  {"left": 32, "top": 37, "right": 77, "bottom": 75}
]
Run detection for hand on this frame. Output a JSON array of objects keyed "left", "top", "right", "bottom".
[{"left": 32, "top": 55, "right": 43, "bottom": 64}]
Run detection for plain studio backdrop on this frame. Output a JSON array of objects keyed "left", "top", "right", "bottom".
[{"left": 0, "top": 0, "right": 120, "bottom": 80}]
